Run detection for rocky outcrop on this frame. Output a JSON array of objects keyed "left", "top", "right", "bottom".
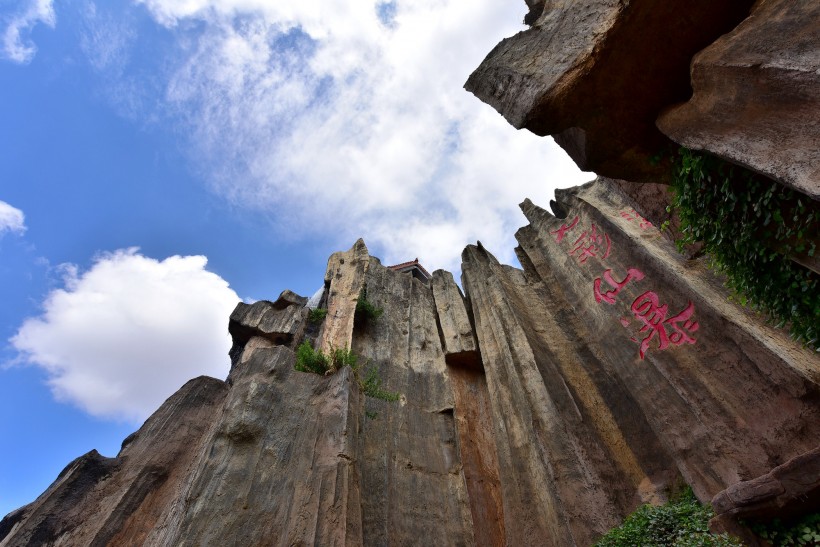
[
  {"left": 466, "top": 0, "right": 820, "bottom": 202},
  {"left": 319, "top": 238, "right": 371, "bottom": 353},
  {"left": 657, "top": 0, "right": 820, "bottom": 198},
  {"left": 464, "top": 0, "right": 754, "bottom": 182},
  {"left": 228, "top": 289, "right": 308, "bottom": 348},
  {"left": 4, "top": 179, "right": 817, "bottom": 546},
  {"left": 0, "top": 377, "right": 228, "bottom": 547}
]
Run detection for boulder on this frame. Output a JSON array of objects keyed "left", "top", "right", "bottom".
[
  {"left": 465, "top": 0, "right": 753, "bottom": 181},
  {"left": 657, "top": 0, "right": 820, "bottom": 199}
]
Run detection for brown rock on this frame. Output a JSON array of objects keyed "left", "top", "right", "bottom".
[
  {"left": 465, "top": 0, "right": 753, "bottom": 181},
  {"left": 152, "top": 340, "right": 363, "bottom": 546},
  {"left": 352, "top": 259, "right": 478, "bottom": 545},
  {"left": 0, "top": 377, "right": 228, "bottom": 547},
  {"left": 228, "top": 289, "right": 307, "bottom": 348},
  {"left": 462, "top": 240, "right": 677, "bottom": 546},
  {"left": 319, "top": 238, "right": 371, "bottom": 354},
  {"left": 430, "top": 269, "right": 480, "bottom": 367},
  {"left": 4, "top": 182, "right": 818, "bottom": 546},
  {"left": 657, "top": 0, "right": 820, "bottom": 199},
  {"left": 711, "top": 445, "right": 820, "bottom": 521}
]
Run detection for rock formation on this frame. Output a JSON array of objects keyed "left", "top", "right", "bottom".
[
  {"left": 3, "top": 0, "right": 819, "bottom": 544},
  {"left": 2, "top": 179, "right": 818, "bottom": 546},
  {"left": 657, "top": 0, "right": 820, "bottom": 199},
  {"left": 466, "top": 0, "right": 819, "bottom": 199}
]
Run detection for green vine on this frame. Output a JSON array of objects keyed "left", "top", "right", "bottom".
[
  {"left": 668, "top": 148, "right": 819, "bottom": 349},
  {"left": 594, "top": 488, "right": 741, "bottom": 546}
]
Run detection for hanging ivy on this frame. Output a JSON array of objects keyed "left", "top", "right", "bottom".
[{"left": 667, "top": 148, "right": 819, "bottom": 349}]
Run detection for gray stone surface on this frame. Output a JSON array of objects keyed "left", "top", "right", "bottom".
[
  {"left": 430, "top": 269, "right": 479, "bottom": 363},
  {"left": 657, "top": 0, "right": 820, "bottom": 199},
  {"left": 465, "top": 0, "right": 753, "bottom": 182},
  {"left": 3, "top": 181, "right": 818, "bottom": 546}
]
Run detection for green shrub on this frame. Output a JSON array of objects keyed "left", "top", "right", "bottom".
[
  {"left": 668, "top": 148, "right": 819, "bottom": 349},
  {"left": 361, "top": 366, "right": 400, "bottom": 402},
  {"left": 595, "top": 488, "right": 741, "bottom": 546},
  {"left": 308, "top": 307, "right": 328, "bottom": 324},
  {"left": 293, "top": 342, "right": 400, "bottom": 402},
  {"left": 746, "top": 513, "right": 820, "bottom": 546},
  {"left": 355, "top": 287, "right": 383, "bottom": 325},
  {"left": 295, "top": 341, "right": 358, "bottom": 375},
  {"left": 331, "top": 345, "right": 358, "bottom": 369},
  {"left": 295, "top": 341, "right": 332, "bottom": 374}
]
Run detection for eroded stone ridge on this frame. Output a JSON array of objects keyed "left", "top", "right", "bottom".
[
  {"left": 465, "top": 0, "right": 754, "bottom": 182},
  {"left": 657, "top": 0, "right": 820, "bottom": 198},
  {"left": 3, "top": 179, "right": 818, "bottom": 546}
]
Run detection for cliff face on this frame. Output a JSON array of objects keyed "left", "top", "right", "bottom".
[
  {"left": 3, "top": 179, "right": 818, "bottom": 546},
  {"left": 4, "top": 1, "right": 819, "bottom": 543},
  {"left": 466, "top": 0, "right": 819, "bottom": 199}
]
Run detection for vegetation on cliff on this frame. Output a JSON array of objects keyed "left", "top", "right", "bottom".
[
  {"left": 294, "top": 341, "right": 399, "bottom": 402},
  {"left": 667, "top": 148, "right": 819, "bottom": 349},
  {"left": 307, "top": 307, "right": 328, "bottom": 324},
  {"left": 746, "top": 513, "right": 820, "bottom": 546},
  {"left": 594, "top": 488, "right": 741, "bottom": 546},
  {"left": 355, "top": 287, "right": 383, "bottom": 325}
]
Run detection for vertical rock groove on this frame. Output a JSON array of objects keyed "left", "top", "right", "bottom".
[{"left": 3, "top": 180, "right": 817, "bottom": 546}]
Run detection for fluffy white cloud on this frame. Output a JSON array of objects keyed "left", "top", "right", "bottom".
[
  {"left": 122, "top": 0, "right": 592, "bottom": 271},
  {"left": 11, "top": 248, "right": 240, "bottom": 423},
  {"left": 1, "top": 0, "right": 55, "bottom": 63},
  {"left": 0, "top": 200, "right": 26, "bottom": 235}
]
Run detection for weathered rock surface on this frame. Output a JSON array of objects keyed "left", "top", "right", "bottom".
[
  {"left": 431, "top": 269, "right": 480, "bottom": 366},
  {"left": 0, "top": 376, "right": 228, "bottom": 547},
  {"left": 319, "top": 238, "right": 371, "bottom": 353},
  {"left": 228, "top": 289, "right": 308, "bottom": 348},
  {"left": 657, "top": 0, "right": 820, "bottom": 199},
  {"left": 465, "top": 0, "right": 754, "bottom": 182},
  {"left": 152, "top": 341, "right": 362, "bottom": 546},
  {"left": 3, "top": 180, "right": 818, "bottom": 546}
]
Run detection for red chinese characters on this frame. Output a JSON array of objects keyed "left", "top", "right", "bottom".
[
  {"left": 594, "top": 268, "right": 645, "bottom": 304},
  {"left": 620, "top": 209, "right": 652, "bottom": 229},
  {"left": 550, "top": 216, "right": 579, "bottom": 243},
  {"left": 549, "top": 210, "right": 700, "bottom": 359},
  {"left": 630, "top": 292, "right": 699, "bottom": 359},
  {"left": 570, "top": 224, "right": 611, "bottom": 264}
]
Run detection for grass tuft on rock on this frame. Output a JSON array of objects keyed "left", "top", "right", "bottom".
[{"left": 294, "top": 341, "right": 400, "bottom": 402}]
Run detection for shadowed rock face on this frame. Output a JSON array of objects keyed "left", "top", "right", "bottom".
[
  {"left": 2, "top": 181, "right": 818, "bottom": 546},
  {"left": 465, "top": 0, "right": 754, "bottom": 182},
  {"left": 657, "top": 0, "right": 820, "bottom": 198}
]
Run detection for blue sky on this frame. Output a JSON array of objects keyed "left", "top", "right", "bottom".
[{"left": 0, "top": 0, "right": 589, "bottom": 516}]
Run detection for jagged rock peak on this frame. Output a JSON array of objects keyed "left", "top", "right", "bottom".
[{"left": 2, "top": 178, "right": 818, "bottom": 546}]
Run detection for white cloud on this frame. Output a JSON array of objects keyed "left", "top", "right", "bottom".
[
  {"left": 11, "top": 248, "right": 240, "bottom": 423},
  {"left": 1, "top": 0, "right": 55, "bottom": 63},
  {"left": 0, "top": 200, "right": 26, "bottom": 235},
  {"left": 119, "top": 0, "right": 593, "bottom": 272}
]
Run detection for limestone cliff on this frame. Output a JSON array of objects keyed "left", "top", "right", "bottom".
[
  {"left": 3, "top": 0, "right": 820, "bottom": 543},
  {"left": 2, "top": 179, "right": 817, "bottom": 546}
]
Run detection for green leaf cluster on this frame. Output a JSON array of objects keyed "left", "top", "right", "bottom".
[
  {"left": 668, "top": 148, "right": 819, "bottom": 349},
  {"left": 294, "top": 341, "right": 400, "bottom": 402},
  {"left": 746, "top": 513, "right": 820, "bottom": 546},
  {"left": 595, "top": 488, "right": 741, "bottom": 546},
  {"left": 361, "top": 366, "right": 400, "bottom": 402},
  {"left": 355, "top": 287, "right": 383, "bottom": 324},
  {"left": 307, "top": 307, "right": 328, "bottom": 324},
  {"left": 294, "top": 341, "right": 357, "bottom": 375}
]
